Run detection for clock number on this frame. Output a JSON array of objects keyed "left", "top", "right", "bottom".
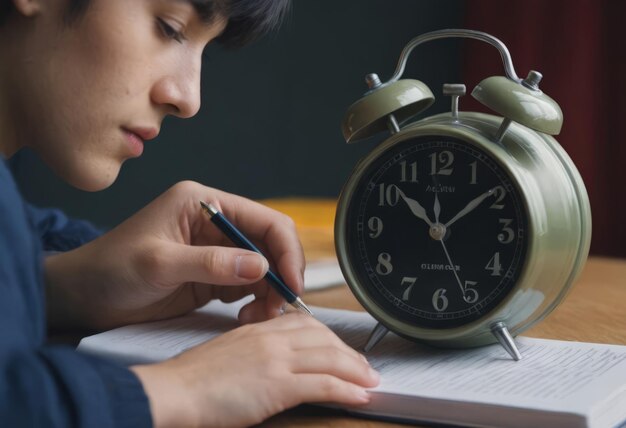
[
  {"left": 485, "top": 252, "right": 502, "bottom": 276},
  {"left": 399, "top": 160, "right": 419, "bottom": 183},
  {"left": 378, "top": 183, "right": 401, "bottom": 206},
  {"left": 368, "top": 216, "right": 383, "bottom": 238},
  {"left": 401, "top": 276, "right": 417, "bottom": 301},
  {"left": 432, "top": 288, "right": 449, "bottom": 312},
  {"left": 498, "top": 218, "right": 515, "bottom": 244},
  {"left": 463, "top": 280, "right": 479, "bottom": 303},
  {"left": 469, "top": 161, "right": 478, "bottom": 184},
  {"left": 429, "top": 151, "right": 454, "bottom": 176},
  {"left": 376, "top": 252, "right": 393, "bottom": 275},
  {"left": 489, "top": 185, "right": 506, "bottom": 209}
]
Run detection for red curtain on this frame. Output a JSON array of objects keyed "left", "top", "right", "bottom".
[{"left": 462, "top": 0, "right": 626, "bottom": 257}]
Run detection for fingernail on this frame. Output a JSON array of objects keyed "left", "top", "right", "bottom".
[
  {"left": 356, "top": 389, "right": 371, "bottom": 403},
  {"left": 238, "top": 308, "right": 253, "bottom": 324},
  {"left": 360, "top": 353, "right": 370, "bottom": 364},
  {"left": 368, "top": 367, "right": 380, "bottom": 382},
  {"left": 235, "top": 254, "right": 268, "bottom": 280}
]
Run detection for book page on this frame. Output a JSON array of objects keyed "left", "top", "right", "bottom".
[
  {"left": 78, "top": 300, "right": 241, "bottom": 365},
  {"left": 79, "top": 300, "right": 626, "bottom": 415},
  {"left": 304, "top": 258, "right": 345, "bottom": 291},
  {"left": 314, "top": 306, "right": 626, "bottom": 414}
]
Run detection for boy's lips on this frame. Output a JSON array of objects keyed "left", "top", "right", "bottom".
[
  {"left": 125, "top": 126, "right": 159, "bottom": 142},
  {"left": 122, "top": 127, "right": 156, "bottom": 157},
  {"left": 121, "top": 126, "right": 159, "bottom": 157}
]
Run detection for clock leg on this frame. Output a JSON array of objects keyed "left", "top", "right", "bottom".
[
  {"left": 491, "top": 322, "right": 522, "bottom": 361},
  {"left": 363, "top": 322, "right": 389, "bottom": 353}
]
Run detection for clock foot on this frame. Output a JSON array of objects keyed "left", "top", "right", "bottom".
[
  {"left": 363, "top": 322, "right": 389, "bottom": 353},
  {"left": 491, "top": 322, "right": 522, "bottom": 361}
]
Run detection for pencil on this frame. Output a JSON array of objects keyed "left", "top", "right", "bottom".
[{"left": 200, "top": 201, "right": 313, "bottom": 316}]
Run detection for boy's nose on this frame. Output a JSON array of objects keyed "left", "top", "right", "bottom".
[{"left": 151, "top": 62, "right": 201, "bottom": 118}]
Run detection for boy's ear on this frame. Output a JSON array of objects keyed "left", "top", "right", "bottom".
[{"left": 11, "top": 0, "right": 42, "bottom": 17}]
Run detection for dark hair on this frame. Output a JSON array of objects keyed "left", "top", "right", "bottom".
[
  {"left": 197, "top": 0, "right": 291, "bottom": 48},
  {"left": 1, "top": 0, "right": 290, "bottom": 47}
]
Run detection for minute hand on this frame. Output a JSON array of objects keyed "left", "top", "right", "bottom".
[{"left": 444, "top": 188, "right": 495, "bottom": 228}]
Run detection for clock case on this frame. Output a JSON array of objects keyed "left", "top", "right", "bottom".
[{"left": 335, "top": 30, "right": 591, "bottom": 359}]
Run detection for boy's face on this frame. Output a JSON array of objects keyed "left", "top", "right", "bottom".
[{"left": 8, "top": 0, "right": 225, "bottom": 191}]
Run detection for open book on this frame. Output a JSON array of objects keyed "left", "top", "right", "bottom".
[{"left": 78, "top": 300, "right": 626, "bottom": 428}]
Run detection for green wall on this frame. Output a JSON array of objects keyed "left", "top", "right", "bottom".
[{"left": 11, "top": 0, "right": 465, "bottom": 228}]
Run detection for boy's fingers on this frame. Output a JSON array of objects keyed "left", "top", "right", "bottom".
[{"left": 145, "top": 243, "right": 268, "bottom": 287}]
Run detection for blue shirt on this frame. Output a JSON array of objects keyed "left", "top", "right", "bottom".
[{"left": 0, "top": 158, "right": 152, "bottom": 427}]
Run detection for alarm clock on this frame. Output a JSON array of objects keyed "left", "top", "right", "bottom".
[{"left": 335, "top": 29, "right": 591, "bottom": 360}]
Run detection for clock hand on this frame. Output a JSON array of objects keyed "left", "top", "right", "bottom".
[
  {"left": 433, "top": 192, "right": 464, "bottom": 296},
  {"left": 439, "top": 238, "right": 466, "bottom": 298},
  {"left": 433, "top": 192, "right": 441, "bottom": 224},
  {"left": 444, "top": 188, "right": 496, "bottom": 228},
  {"left": 398, "top": 189, "right": 434, "bottom": 227}
]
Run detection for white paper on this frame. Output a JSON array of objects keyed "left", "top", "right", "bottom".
[
  {"left": 304, "top": 259, "right": 345, "bottom": 290},
  {"left": 310, "top": 306, "right": 626, "bottom": 414}
]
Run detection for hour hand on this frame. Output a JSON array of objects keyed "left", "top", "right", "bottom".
[{"left": 398, "top": 189, "right": 434, "bottom": 227}]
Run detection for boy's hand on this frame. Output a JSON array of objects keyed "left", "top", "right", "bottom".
[
  {"left": 131, "top": 313, "right": 380, "bottom": 427},
  {"left": 45, "top": 181, "right": 304, "bottom": 331}
]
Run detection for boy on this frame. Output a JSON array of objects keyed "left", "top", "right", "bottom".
[{"left": 0, "top": 0, "right": 379, "bottom": 426}]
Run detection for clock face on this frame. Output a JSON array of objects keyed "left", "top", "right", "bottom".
[{"left": 344, "top": 136, "right": 529, "bottom": 329}]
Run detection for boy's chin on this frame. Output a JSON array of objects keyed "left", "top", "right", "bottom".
[{"left": 60, "top": 162, "right": 122, "bottom": 192}]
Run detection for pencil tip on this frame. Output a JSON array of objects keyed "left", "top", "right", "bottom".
[
  {"left": 292, "top": 297, "right": 314, "bottom": 317},
  {"left": 199, "top": 201, "right": 218, "bottom": 216}
]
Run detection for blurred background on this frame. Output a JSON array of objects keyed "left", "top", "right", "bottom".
[{"left": 9, "top": 0, "right": 624, "bottom": 258}]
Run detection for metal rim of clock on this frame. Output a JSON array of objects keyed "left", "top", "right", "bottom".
[{"left": 336, "top": 124, "right": 536, "bottom": 344}]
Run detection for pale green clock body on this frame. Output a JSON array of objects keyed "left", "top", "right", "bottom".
[
  {"left": 335, "top": 111, "right": 591, "bottom": 348},
  {"left": 335, "top": 30, "right": 591, "bottom": 357}
]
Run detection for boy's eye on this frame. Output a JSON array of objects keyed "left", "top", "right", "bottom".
[{"left": 157, "top": 18, "right": 185, "bottom": 43}]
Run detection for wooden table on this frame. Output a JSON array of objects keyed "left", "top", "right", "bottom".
[{"left": 258, "top": 199, "right": 626, "bottom": 427}]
